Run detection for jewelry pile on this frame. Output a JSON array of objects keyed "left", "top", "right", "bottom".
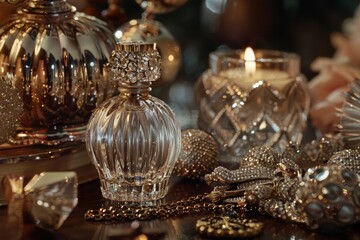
[
  {"left": 205, "top": 135, "right": 360, "bottom": 229},
  {"left": 85, "top": 134, "right": 360, "bottom": 238}
]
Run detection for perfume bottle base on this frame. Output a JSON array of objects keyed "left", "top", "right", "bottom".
[{"left": 100, "top": 177, "right": 170, "bottom": 202}]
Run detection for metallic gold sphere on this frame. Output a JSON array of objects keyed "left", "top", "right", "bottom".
[
  {"left": 173, "top": 129, "right": 219, "bottom": 180},
  {"left": 115, "top": 19, "right": 181, "bottom": 86}
]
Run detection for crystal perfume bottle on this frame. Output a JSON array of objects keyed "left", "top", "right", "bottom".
[{"left": 86, "top": 42, "right": 181, "bottom": 202}]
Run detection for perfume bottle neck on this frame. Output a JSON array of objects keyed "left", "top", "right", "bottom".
[{"left": 119, "top": 82, "right": 151, "bottom": 97}]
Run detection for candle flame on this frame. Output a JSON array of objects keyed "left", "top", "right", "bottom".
[{"left": 244, "top": 47, "right": 256, "bottom": 77}]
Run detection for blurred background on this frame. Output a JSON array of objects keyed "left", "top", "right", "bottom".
[
  {"left": 2, "top": 0, "right": 358, "bottom": 77},
  {"left": 115, "top": 0, "right": 358, "bottom": 79},
  {"left": 1, "top": 0, "right": 359, "bottom": 128}
]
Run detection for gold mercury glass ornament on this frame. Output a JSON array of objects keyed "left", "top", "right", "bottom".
[{"left": 0, "top": 0, "right": 117, "bottom": 145}]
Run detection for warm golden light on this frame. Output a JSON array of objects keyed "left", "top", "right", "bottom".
[
  {"left": 244, "top": 47, "right": 256, "bottom": 78},
  {"left": 135, "top": 234, "right": 148, "bottom": 240}
]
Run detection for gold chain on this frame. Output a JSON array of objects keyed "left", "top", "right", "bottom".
[{"left": 84, "top": 193, "right": 248, "bottom": 222}]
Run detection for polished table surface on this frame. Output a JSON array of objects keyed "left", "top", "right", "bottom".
[{"left": 0, "top": 171, "right": 359, "bottom": 240}]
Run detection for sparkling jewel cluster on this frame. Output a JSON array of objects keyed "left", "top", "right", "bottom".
[
  {"left": 205, "top": 136, "right": 360, "bottom": 228},
  {"left": 297, "top": 164, "right": 360, "bottom": 228},
  {"left": 109, "top": 45, "right": 161, "bottom": 83}
]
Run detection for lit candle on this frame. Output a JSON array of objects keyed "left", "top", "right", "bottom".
[
  {"left": 245, "top": 47, "right": 256, "bottom": 79},
  {"left": 221, "top": 47, "right": 291, "bottom": 90}
]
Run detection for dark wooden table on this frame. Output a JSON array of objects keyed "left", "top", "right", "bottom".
[{"left": 1, "top": 173, "right": 359, "bottom": 239}]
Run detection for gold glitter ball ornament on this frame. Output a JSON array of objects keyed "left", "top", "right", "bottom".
[
  {"left": 0, "top": 77, "right": 23, "bottom": 144},
  {"left": 173, "top": 129, "right": 219, "bottom": 180}
]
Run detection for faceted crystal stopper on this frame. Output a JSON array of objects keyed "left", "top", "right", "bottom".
[{"left": 109, "top": 42, "right": 161, "bottom": 84}]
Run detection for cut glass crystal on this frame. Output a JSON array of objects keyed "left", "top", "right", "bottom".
[{"left": 24, "top": 172, "right": 78, "bottom": 230}]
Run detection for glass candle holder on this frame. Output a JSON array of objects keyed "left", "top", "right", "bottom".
[{"left": 196, "top": 49, "right": 310, "bottom": 157}]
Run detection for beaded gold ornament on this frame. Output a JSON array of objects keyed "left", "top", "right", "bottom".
[{"left": 173, "top": 129, "right": 219, "bottom": 180}]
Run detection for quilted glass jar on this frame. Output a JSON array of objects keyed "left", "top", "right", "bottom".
[
  {"left": 196, "top": 48, "right": 310, "bottom": 157},
  {"left": 0, "top": 0, "right": 116, "bottom": 145},
  {"left": 86, "top": 42, "right": 181, "bottom": 202}
]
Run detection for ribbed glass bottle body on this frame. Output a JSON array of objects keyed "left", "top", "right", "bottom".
[{"left": 86, "top": 93, "right": 181, "bottom": 202}]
